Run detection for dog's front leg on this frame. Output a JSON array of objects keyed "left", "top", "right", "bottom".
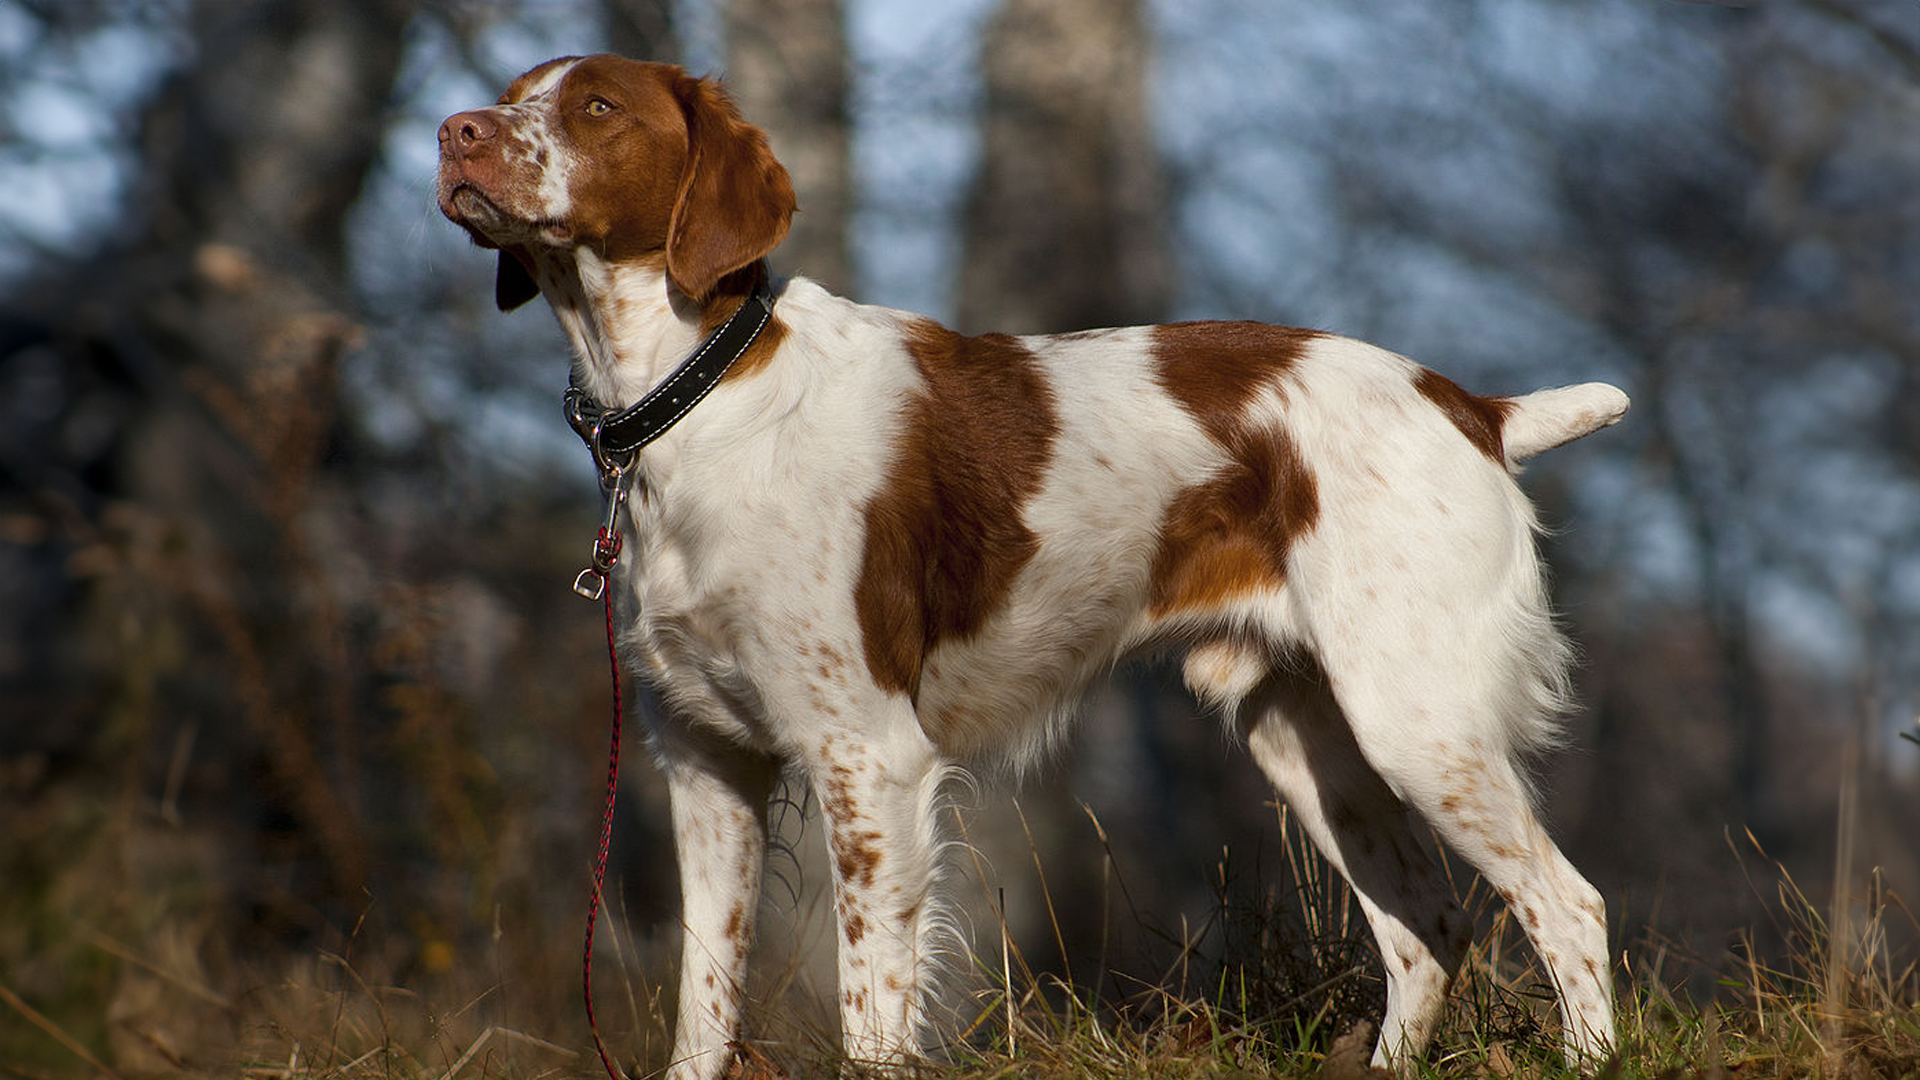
[
  {"left": 809, "top": 719, "right": 947, "bottom": 1068},
  {"left": 659, "top": 735, "right": 778, "bottom": 1080}
]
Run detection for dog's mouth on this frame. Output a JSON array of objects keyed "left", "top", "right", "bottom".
[
  {"left": 443, "top": 183, "right": 574, "bottom": 248},
  {"left": 443, "top": 184, "right": 509, "bottom": 240}
]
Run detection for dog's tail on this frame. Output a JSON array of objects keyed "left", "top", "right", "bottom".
[{"left": 1502, "top": 382, "right": 1629, "bottom": 463}]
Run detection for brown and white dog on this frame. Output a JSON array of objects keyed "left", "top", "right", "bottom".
[{"left": 438, "top": 54, "right": 1626, "bottom": 1079}]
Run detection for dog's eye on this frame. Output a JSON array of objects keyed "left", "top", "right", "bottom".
[{"left": 585, "top": 97, "right": 614, "bottom": 117}]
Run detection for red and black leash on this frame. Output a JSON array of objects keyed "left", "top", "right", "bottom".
[{"left": 578, "top": 511, "right": 627, "bottom": 1080}]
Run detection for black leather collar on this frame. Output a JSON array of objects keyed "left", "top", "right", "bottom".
[{"left": 563, "top": 277, "right": 777, "bottom": 473}]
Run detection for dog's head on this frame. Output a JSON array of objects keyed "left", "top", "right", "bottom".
[{"left": 437, "top": 55, "right": 794, "bottom": 309}]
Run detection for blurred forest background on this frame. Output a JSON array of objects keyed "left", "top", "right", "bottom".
[{"left": 2, "top": 0, "right": 1918, "bottom": 1074}]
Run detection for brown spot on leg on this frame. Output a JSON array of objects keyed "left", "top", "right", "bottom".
[
  {"left": 821, "top": 765, "right": 886, "bottom": 890},
  {"left": 825, "top": 803, "right": 883, "bottom": 888}
]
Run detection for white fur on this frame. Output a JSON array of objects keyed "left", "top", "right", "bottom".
[
  {"left": 609, "top": 282, "right": 1620, "bottom": 1075},
  {"left": 439, "top": 71, "right": 1627, "bottom": 1079}
]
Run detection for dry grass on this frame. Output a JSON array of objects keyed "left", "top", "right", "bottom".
[{"left": 5, "top": 796, "right": 1916, "bottom": 1080}]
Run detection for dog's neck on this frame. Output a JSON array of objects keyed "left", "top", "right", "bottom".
[{"left": 541, "top": 248, "right": 711, "bottom": 413}]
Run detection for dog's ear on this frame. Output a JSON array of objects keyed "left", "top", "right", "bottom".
[
  {"left": 665, "top": 74, "right": 795, "bottom": 303},
  {"left": 495, "top": 250, "right": 540, "bottom": 311}
]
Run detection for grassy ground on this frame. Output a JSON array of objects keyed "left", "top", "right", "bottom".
[{"left": 9, "top": 822, "right": 1913, "bottom": 1080}]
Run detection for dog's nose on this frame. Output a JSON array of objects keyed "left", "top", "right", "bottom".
[{"left": 439, "top": 110, "right": 499, "bottom": 153}]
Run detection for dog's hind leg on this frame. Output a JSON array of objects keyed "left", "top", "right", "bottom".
[
  {"left": 1368, "top": 732, "right": 1615, "bottom": 1068},
  {"left": 659, "top": 732, "right": 779, "bottom": 1080},
  {"left": 1298, "top": 564, "right": 1616, "bottom": 1068},
  {"left": 1189, "top": 643, "right": 1473, "bottom": 1070}
]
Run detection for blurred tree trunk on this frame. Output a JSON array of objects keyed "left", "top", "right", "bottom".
[
  {"left": 958, "top": 0, "right": 1171, "bottom": 333},
  {"left": 952, "top": 0, "right": 1174, "bottom": 986},
  {"left": 603, "top": 0, "right": 679, "bottom": 62},
  {"left": 723, "top": 0, "right": 853, "bottom": 294}
]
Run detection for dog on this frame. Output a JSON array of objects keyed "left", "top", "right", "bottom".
[{"left": 437, "top": 54, "right": 1626, "bottom": 1079}]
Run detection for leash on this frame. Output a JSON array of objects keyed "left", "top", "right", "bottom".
[
  {"left": 566, "top": 277, "right": 778, "bottom": 1080},
  {"left": 579, "top": 477, "right": 627, "bottom": 1080}
]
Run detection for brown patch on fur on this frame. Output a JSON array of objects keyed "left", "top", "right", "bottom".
[
  {"left": 1147, "top": 425, "right": 1319, "bottom": 616},
  {"left": 844, "top": 911, "right": 868, "bottom": 945},
  {"left": 447, "top": 57, "right": 793, "bottom": 321},
  {"left": 834, "top": 829, "right": 883, "bottom": 889},
  {"left": 545, "top": 58, "right": 695, "bottom": 265},
  {"left": 1151, "top": 321, "right": 1321, "bottom": 441},
  {"left": 659, "top": 67, "right": 794, "bottom": 300},
  {"left": 820, "top": 763, "right": 885, "bottom": 890},
  {"left": 1146, "top": 323, "right": 1322, "bottom": 616},
  {"left": 495, "top": 56, "right": 792, "bottom": 300},
  {"left": 854, "top": 319, "right": 1061, "bottom": 699},
  {"left": 1413, "top": 368, "right": 1515, "bottom": 463}
]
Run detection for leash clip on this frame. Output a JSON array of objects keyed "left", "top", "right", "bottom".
[{"left": 572, "top": 463, "right": 628, "bottom": 601}]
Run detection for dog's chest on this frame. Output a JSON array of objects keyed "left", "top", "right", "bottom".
[{"left": 615, "top": 458, "right": 878, "bottom": 739}]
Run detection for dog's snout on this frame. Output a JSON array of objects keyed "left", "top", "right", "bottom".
[{"left": 439, "top": 109, "right": 500, "bottom": 153}]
